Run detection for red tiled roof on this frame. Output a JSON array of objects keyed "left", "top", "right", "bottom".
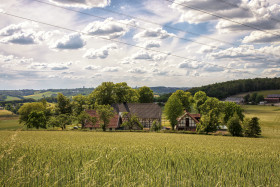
[{"left": 85, "top": 110, "right": 119, "bottom": 129}]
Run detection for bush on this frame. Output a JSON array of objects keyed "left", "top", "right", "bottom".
[
  {"left": 242, "top": 117, "right": 261, "bottom": 137},
  {"left": 150, "top": 121, "right": 162, "bottom": 132},
  {"left": 227, "top": 114, "right": 242, "bottom": 136}
]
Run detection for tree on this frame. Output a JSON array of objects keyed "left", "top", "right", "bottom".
[
  {"left": 242, "top": 117, "right": 261, "bottom": 137},
  {"left": 121, "top": 112, "right": 143, "bottom": 130},
  {"left": 164, "top": 94, "right": 184, "bottom": 130},
  {"left": 95, "top": 105, "right": 115, "bottom": 131},
  {"left": 77, "top": 111, "right": 97, "bottom": 129},
  {"left": 150, "top": 120, "right": 162, "bottom": 132},
  {"left": 249, "top": 93, "right": 258, "bottom": 104},
  {"left": 227, "top": 113, "right": 242, "bottom": 136},
  {"left": 18, "top": 102, "right": 46, "bottom": 125},
  {"left": 256, "top": 94, "right": 264, "bottom": 104},
  {"left": 26, "top": 111, "right": 47, "bottom": 129},
  {"left": 72, "top": 94, "right": 86, "bottom": 115},
  {"left": 197, "top": 97, "right": 223, "bottom": 134},
  {"left": 138, "top": 86, "right": 154, "bottom": 103},
  {"left": 47, "top": 114, "right": 73, "bottom": 130},
  {"left": 92, "top": 82, "right": 116, "bottom": 105},
  {"left": 56, "top": 93, "right": 72, "bottom": 115},
  {"left": 196, "top": 110, "right": 220, "bottom": 134},
  {"left": 173, "top": 90, "right": 193, "bottom": 112},
  {"left": 114, "top": 82, "right": 139, "bottom": 103},
  {"left": 243, "top": 94, "right": 250, "bottom": 104},
  {"left": 193, "top": 91, "right": 207, "bottom": 113},
  {"left": 223, "top": 102, "right": 244, "bottom": 124}
]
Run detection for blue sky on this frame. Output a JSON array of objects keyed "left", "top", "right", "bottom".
[{"left": 0, "top": 0, "right": 280, "bottom": 89}]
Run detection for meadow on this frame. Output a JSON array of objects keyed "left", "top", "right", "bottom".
[{"left": 0, "top": 105, "right": 280, "bottom": 186}]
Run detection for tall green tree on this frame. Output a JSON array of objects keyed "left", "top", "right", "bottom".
[
  {"left": 242, "top": 117, "right": 261, "bottom": 137},
  {"left": 18, "top": 102, "right": 46, "bottom": 125},
  {"left": 223, "top": 102, "right": 244, "bottom": 124},
  {"left": 56, "top": 93, "right": 72, "bottom": 115},
  {"left": 72, "top": 94, "right": 86, "bottom": 115},
  {"left": 47, "top": 114, "right": 73, "bottom": 130},
  {"left": 92, "top": 82, "right": 116, "bottom": 105},
  {"left": 164, "top": 94, "right": 184, "bottom": 130},
  {"left": 26, "top": 111, "right": 47, "bottom": 129},
  {"left": 138, "top": 86, "right": 154, "bottom": 103},
  {"left": 193, "top": 91, "right": 207, "bottom": 113},
  {"left": 173, "top": 90, "right": 193, "bottom": 112},
  {"left": 114, "top": 82, "right": 139, "bottom": 103},
  {"left": 95, "top": 105, "right": 115, "bottom": 131}
]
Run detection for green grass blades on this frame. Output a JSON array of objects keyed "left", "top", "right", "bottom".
[{"left": 0, "top": 131, "right": 279, "bottom": 186}]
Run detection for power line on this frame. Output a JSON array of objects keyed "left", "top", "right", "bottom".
[
  {"left": 217, "top": 0, "right": 280, "bottom": 24},
  {"left": 0, "top": 11, "right": 261, "bottom": 77},
  {"left": 31, "top": 0, "right": 280, "bottom": 63},
  {"left": 165, "top": 0, "right": 280, "bottom": 37}
]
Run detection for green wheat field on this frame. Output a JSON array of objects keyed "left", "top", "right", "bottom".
[{"left": 0, "top": 105, "right": 280, "bottom": 186}]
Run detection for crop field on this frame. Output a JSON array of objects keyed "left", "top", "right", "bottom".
[
  {"left": 0, "top": 131, "right": 280, "bottom": 186},
  {"left": 0, "top": 105, "right": 280, "bottom": 186},
  {"left": 23, "top": 91, "right": 57, "bottom": 100}
]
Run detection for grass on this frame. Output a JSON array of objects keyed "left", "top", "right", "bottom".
[
  {"left": 233, "top": 89, "right": 280, "bottom": 98},
  {"left": 5, "top": 96, "right": 21, "bottom": 101},
  {"left": 23, "top": 91, "right": 57, "bottom": 100}
]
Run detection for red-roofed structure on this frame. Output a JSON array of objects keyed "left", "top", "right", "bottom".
[
  {"left": 176, "top": 111, "right": 201, "bottom": 131},
  {"left": 85, "top": 110, "right": 120, "bottom": 130}
]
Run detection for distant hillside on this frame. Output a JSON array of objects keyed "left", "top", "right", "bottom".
[
  {"left": 233, "top": 90, "right": 280, "bottom": 98},
  {"left": 149, "top": 87, "right": 190, "bottom": 94},
  {"left": 189, "top": 77, "right": 280, "bottom": 99}
]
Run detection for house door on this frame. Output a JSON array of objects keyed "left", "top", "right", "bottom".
[{"left": 185, "top": 118, "right": 189, "bottom": 130}]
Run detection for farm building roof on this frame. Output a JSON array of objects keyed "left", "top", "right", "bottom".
[
  {"left": 177, "top": 111, "right": 200, "bottom": 124},
  {"left": 112, "top": 103, "right": 162, "bottom": 119},
  {"left": 267, "top": 94, "right": 280, "bottom": 98}
]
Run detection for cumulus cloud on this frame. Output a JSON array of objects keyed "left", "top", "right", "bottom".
[
  {"left": 242, "top": 30, "right": 280, "bottom": 43},
  {"left": 134, "top": 28, "right": 173, "bottom": 40},
  {"left": 128, "top": 67, "right": 147, "bottom": 74},
  {"left": 51, "top": 33, "right": 85, "bottom": 49},
  {"left": 83, "top": 43, "right": 117, "bottom": 59},
  {"left": 203, "top": 64, "right": 224, "bottom": 72},
  {"left": 84, "top": 65, "right": 101, "bottom": 70},
  {"left": 1, "top": 32, "right": 37, "bottom": 45},
  {"left": 83, "top": 18, "right": 136, "bottom": 39},
  {"left": 131, "top": 50, "right": 168, "bottom": 61},
  {"left": 49, "top": 0, "right": 110, "bottom": 9},
  {"left": 28, "top": 62, "right": 72, "bottom": 71},
  {"left": 143, "top": 40, "right": 161, "bottom": 48},
  {"left": 178, "top": 61, "right": 203, "bottom": 69},
  {"left": 101, "top": 67, "right": 120, "bottom": 72}
]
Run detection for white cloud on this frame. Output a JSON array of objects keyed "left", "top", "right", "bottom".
[
  {"left": 143, "top": 40, "right": 161, "bottom": 48},
  {"left": 83, "top": 43, "right": 117, "bottom": 59},
  {"left": 242, "top": 30, "right": 280, "bottom": 43},
  {"left": 101, "top": 67, "right": 120, "bottom": 72},
  {"left": 51, "top": 33, "right": 85, "bottom": 49},
  {"left": 49, "top": 0, "right": 111, "bottom": 9},
  {"left": 128, "top": 67, "right": 147, "bottom": 74},
  {"left": 134, "top": 28, "right": 174, "bottom": 40},
  {"left": 1, "top": 32, "right": 37, "bottom": 45},
  {"left": 178, "top": 61, "right": 203, "bottom": 69},
  {"left": 131, "top": 50, "right": 168, "bottom": 61},
  {"left": 84, "top": 65, "right": 101, "bottom": 70},
  {"left": 83, "top": 18, "right": 136, "bottom": 39}
]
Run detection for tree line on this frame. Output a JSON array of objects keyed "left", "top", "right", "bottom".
[
  {"left": 18, "top": 82, "right": 154, "bottom": 131},
  {"left": 189, "top": 77, "right": 280, "bottom": 99}
]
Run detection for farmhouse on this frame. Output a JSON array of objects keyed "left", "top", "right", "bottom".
[
  {"left": 85, "top": 103, "right": 162, "bottom": 130},
  {"left": 264, "top": 94, "right": 280, "bottom": 103},
  {"left": 176, "top": 111, "right": 201, "bottom": 131}
]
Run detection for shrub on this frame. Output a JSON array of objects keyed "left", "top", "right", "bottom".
[{"left": 227, "top": 114, "right": 242, "bottom": 136}]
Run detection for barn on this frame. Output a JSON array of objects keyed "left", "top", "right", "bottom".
[
  {"left": 85, "top": 103, "right": 162, "bottom": 130},
  {"left": 176, "top": 111, "right": 201, "bottom": 131},
  {"left": 264, "top": 94, "right": 280, "bottom": 103}
]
